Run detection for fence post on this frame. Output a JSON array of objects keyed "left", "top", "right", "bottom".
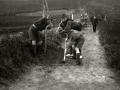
[
  {"left": 72, "top": 14, "right": 74, "bottom": 20},
  {"left": 42, "top": 0, "right": 45, "bottom": 17},
  {"left": 44, "top": 0, "right": 50, "bottom": 53}
]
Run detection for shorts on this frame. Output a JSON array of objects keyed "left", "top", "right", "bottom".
[
  {"left": 67, "top": 35, "right": 85, "bottom": 49},
  {"left": 28, "top": 25, "right": 41, "bottom": 42},
  {"left": 75, "top": 35, "right": 85, "bottom": 49}
]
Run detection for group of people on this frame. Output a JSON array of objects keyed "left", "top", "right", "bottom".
[
  {"left": 28, "top": 13, "right": 98, "bottom": 65},
  {"left": 80, "top": 13, "right": 89, "bottom": 26}
]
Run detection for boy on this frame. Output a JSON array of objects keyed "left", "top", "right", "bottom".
[{"left": 28, "top": 15, "right": 53, "bottom": 57}]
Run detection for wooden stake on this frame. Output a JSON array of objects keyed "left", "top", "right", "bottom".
[
  {"left": 64, "top": 39, "right": 67, "bottom": 61},
  {"left": 42, "top": 0, "right": 46, "bottom": 53},
  {"left": 45, "top": 0, "right": 49, "bottom": 14},
  {"left": 72, "top": 14, "right": 74, "bottom": 20},
  {"left": 42, "top": 0, "right": 45, "bottom": 17},
  {"left": 44, "top": 0, "right": 50, "bottom": 53},
  {"left": 44, "top": 28, "right": 47, "bottom": 53}
]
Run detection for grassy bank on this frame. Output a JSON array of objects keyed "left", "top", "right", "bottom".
[
  {"left": 0, "top": 30, "right": 64, "bottom": 87},
  {"left": 98, "top": 21, "right": 120, "bottom": 81}
]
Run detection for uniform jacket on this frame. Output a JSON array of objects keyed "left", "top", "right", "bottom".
[
  {"left": 59, "top": 18, "right": 82, "bottom": 34},
  {"left": 34, "top": 17, "right": 49, "bottom": 31},
  {"left": 91, "top": 16, "right": 98, "bottom": 26}
]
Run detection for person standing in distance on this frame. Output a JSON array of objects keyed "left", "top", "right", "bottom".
[{"left": 90, "top": 15, "right": 98, "bottom": 32}]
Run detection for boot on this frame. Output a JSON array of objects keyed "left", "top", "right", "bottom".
[
  {"left": 79, "top": 49, "right": 81, "bottom": 54},
  {"left": 70, "top": 46, "right": 73, "bottom": 55},
  {"left": 31, "top": 45, "right": 37, "bottom": 58},
  {"left": 79, "top": 49, "right": 82, "bottom": 59},
  {"left": 72, "top": 49, "right": 76, "bottom": 59},
  {"left": 61, "top": 60, "right": 66, "bottom": 64},
  {"left": 76, "top": 53, "right": 82, "bottom": 65},
  {"left": 36, "top": 45, "right": 41, "bottom": 54}
]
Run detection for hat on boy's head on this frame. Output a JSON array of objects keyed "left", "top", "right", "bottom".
[{"left": 61, "top": 13, "right": 67, "bottom": 18}]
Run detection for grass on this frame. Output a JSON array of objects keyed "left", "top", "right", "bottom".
[
  {"left": 0, "top": 9, "right": 65, "bottom": 83},
  {"left": 0, "top": 0, "right": 77, "bottom": 15},
  {"left": 1, "top": 0, "right": 120, "bottom": 86},
  {"left": 0, "top": 16, "right": 40, "bottom": 27},
  {"left": 0, "top": 0, "right": 70, "bottom": 86},
  {"left": 98, "top": 21, "right": 120, "bottom": 81},
  {"left": 0, "top": 15, "right": 62, "bottom": 34},
  {"left": 0, "top": 16, "right": 40, "bottom": 34},
  {"left": 86, "top": 0, "right": 120, "bottom": 82},
  {"left": 0, "top": 29, "right": 64, "bottom": 86}
]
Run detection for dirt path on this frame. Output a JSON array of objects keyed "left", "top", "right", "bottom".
[{"left": 5, "top": 26, "right": 120, "bottom": 90}]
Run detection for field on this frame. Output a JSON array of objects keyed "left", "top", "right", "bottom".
[
  {"left": 0, "top": 0, "right": 77, "bottom": 15},
  {"left": 0, "top": 14, "right": 63, "bottom": 35}
]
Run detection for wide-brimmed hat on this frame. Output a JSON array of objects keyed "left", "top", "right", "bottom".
[{"left": 61, "top": 13, "right": 67, "bottom": 18}]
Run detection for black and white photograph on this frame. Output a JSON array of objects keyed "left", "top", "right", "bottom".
[{"left": 0, "top": 0, "right": 120, "bottom": 90}]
